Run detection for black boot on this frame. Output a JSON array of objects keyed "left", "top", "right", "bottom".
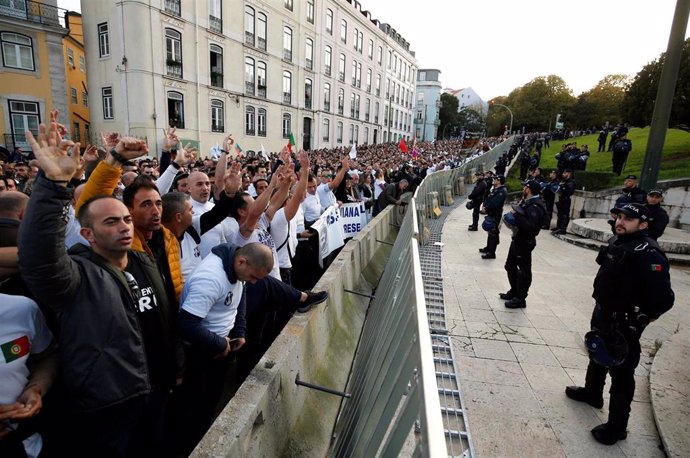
[
  {"left": 591, "top": 423, "right": 627, "bottom": 445},
  {"left": 565, "top": 386, "right": 604, "bottom": 409}
]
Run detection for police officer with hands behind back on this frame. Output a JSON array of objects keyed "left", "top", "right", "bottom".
[
  {"left": 552, "top": 168, "right": 576, "bottom": 235},
  {"left": 467, "top": 172, "right": 488, "bottom": 231},
  {"left": 478, "top": 175, "right": 507, "bottom": 259},
  {"left": 565, "top": 202, "right": 674, "bottom": 446}
]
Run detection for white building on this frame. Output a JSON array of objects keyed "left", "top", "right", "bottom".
[
  {"left": 414, "top": 69, "right": 442, "bottom": 142},
  {"left": 81, "top": 0, "right": 417, "bottom": 157},
  {"left": 444, "top": 87, "right": 487, "bottom": 117}
]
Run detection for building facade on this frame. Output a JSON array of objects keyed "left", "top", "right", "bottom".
[
  {"left": 414, "top": 68, "right": 442, "bottom": 142},
  {"left": 0, "top": 0, "right": 68, "bottom": 154},
  {"left": 444, "top": 86, "right": 487, "bottom": 117},
  {"left": 63, "top": 12, "right": 90, "bottom": 145},
  {"left": 81, "top": 0, "right": 417, "bottom": 157}
]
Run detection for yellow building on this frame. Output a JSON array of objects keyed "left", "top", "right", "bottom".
[
  {"left": 0, "top": 0, "right": 68, "bottom": 156},
  {"left": 63, "top": 11, "right": 89, "bottom": 146}
]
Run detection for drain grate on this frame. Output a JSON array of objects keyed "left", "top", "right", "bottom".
[{"left": 419, "top": 198, "right": 475, "bottom": 458}]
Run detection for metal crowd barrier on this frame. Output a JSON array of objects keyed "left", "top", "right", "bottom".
[{"left": 330, "top": 200, "right": 446, "bottom": 457}]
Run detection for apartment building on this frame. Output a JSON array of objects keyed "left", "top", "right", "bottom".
[
  {"left": 414, "top": 68, "right": 442, "bottom": 142},
  {"left": 63, "top": 11, "right": 90, "bottom": 145},
  {"left": 81, "top": 0, "right": 417, "bottom": 157}
]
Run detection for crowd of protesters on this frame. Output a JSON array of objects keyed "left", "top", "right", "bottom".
[{"left": 0, "top": 107, "right": 507, "bottom": 458}]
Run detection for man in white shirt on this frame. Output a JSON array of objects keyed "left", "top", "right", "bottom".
[{"left": 316, "top": 156, "right": 349, "bottom": 211}]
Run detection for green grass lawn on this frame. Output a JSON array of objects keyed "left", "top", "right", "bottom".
[{"left": 507, "top": 127, "right": 690, "bottom": 192}]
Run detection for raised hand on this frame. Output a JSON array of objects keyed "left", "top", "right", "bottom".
[
  {"left": 82, "top": 144, "right": 99, "bottom": 163},
  {"left": 223, "top": 134, "right": 235, "bottom": 153},
  {"left": 224, "top": 160, "right": 242, "bottom": 195},
  {"left": 27, "top": 123, "right": 80, "bottom": 184},
  {"left": 114, "top": 137, "right": 149, "bottom": 160},
  {"left": 298, "top": 149, "right": 310, "bottom": 171},
  {"left": 342, "top": 155, "right": 350, "bottom": 169},
  {"left": 100, "top": 131, "right": 121, "bottom": 150},
  {"left": 49, "top": 109, "right": 68, "bottom": 139},
  {"left": 162, "top": 127, "right": 178, "bottom": 151},
  {"left": 174, "top": 143, "right": 195, "bottom": 167}
]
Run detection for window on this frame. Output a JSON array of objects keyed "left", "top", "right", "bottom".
[
  {"left": 210, "top": 44, "right": 223, "bottom": 88},
  {"left": 8, "top": 100, "right": 39, "bottom": 149},
  {"left": 307, "top": 0, "right": 314, "bottom": 24},
  {"left": 355, "top": 62, "right": 361, "bottom": 88},
  {"left": 355, "top": 94, "right": 360, "bottom": 118},
  {"left": 375, "top": 73, "right": 381, "bottom": 96},
  {"left": 305, "top": 78, "right": 312, "bottom": 109},
  {"left": 167, "top": 91, "right": 185, "bottom": 128},
  {"left": 245, "top": 6, "right": 255, "bottom": 46},
  {"left": 350, "top": 93, "right": 355, "bottom": 118},
  {"left": 338, "top": 53, "right": 345, "bottom": 82},
  {"left": 282, "top": 70, "right": 292, "bottom": 104},
  {"left": 357, "top": 31, "right": 363, "bottom": 53},
  {"left": 70, "top": 87, "right": 77, "bottom": 104},
  {"left": 336, "top": 121, "right": 343, "bottom": 143},
  {"left": 282, "top": 113, "right": 291, "bottom": 138},
  {"left": 340, "top": 19, "right": 347, "bottom": 44},
  {"left": 211, "top": 99, "right": 224, "bottom": 132},
  {"left": 337, "top": 88, "right": 344, "bottom": 115},
  {"left": 97, "top": 23, "right": 110, "bottom": 57},
  {"left": 374, "top": 101, "right": 379, "bottom": 123},
  {"left": 257, "top": 61, "right": 267, "bottom": 98},
  {"left": 377, "top": 46, "right": 382, "bottom": 65},
  {"left": 102, "top": 87, "right": 113, "bottom": 119},
  {"left": 67, "top": 48, "right": 74, "bottom": 66},
  {"left": 82, "top": 91, "right": 88, "bottom": 107},
  {"left": 349, "top": 124, "right": 355, "bottom": 144},
  {"left": 284, "top": 0, "right": 293, "bottom": 11},
  {"left": 245, "top": 106, "right": 255, "bottom": 135},
  {"left": 305, "top": 38, "right": 313, "bottom": 70},
  {"left": 1, "top": 33, "right": 34, "bottom": 70},
  {"left": 164, "top": 0, "right": 181, "bottom": 16},
  {"left": 368, "top": 39, "right": 373, "bottom": 59},
  {"left": 353, "top": 28, "right": 358, "bottom": 51},
  {"left": 323, "top": 82, "right": 331, "bottom": 112},
  {"left": 79, "top": 55, "right": 85, "bottom": 72},
  {"left": 325, "top": 9, "right": 333, "bottom": 35},
  {"left": 351, "top": 60, "right": 356, "bottom": 86},
  {"left": 324, "top": 45, "right": 332, "bottom": 76},
  {"left": 363, "top": 127, "right": 368, "bottom": 145},
  {"left": 283, "top": 27, "right": 292, "bottom": 61},
  {"left": 73, "top": 122, "right": 80, "bottom": 142},
  {"left": 165, "top": 28, "right": 182, "bottom": 78},
  {"left": 85, "top": 124, "right": 91, "bottom": 143},
  {"left": 209, "top": 0, "right": 222, "bottom": 33},
  {"left": 257, "top": 108, "right": 266, "bottom": 136},
  {"left": 366, "top": 68, "right": 372, "bottom": 93},
  {"left": 365, "top": 98, "right": 370, "bottom": 122},
  {"left": 322, "top": 118, "right": 330, "bottom": 142},
  {"left": 257, "top": 13, "right": 267, "bottom": 50},
  {"left": 245, "top": 57, "right": 255, "bottom": 95}
]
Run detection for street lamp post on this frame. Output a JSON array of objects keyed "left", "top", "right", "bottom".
[{"left": 491, "top": 102, "right": 513, "bottom": 134}]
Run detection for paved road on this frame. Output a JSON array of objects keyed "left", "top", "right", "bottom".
[{"left": 441, "top": 202, "right": 690, "bottom": 457}]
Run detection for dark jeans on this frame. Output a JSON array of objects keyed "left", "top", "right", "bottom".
[{"left": 504, "top": 238, "right": 536, "bottom": 299}]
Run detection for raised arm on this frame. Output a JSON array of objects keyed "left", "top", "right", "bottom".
[
  {"left": 283, "top": 150, "right": 310, "bottom": 222},
  {"left": 329, "top": 156, "right": 350, "bottom": 190},
  {"left": 265, "top": 163, "right": 294, "bottom": 221}
]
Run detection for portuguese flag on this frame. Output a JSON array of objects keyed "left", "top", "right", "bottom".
[
  {"left": 1, "top": 335, "right": 30, "bottom": 363},
  {"left": 287, "top": 133, "right": 296, "bottom": 153}
]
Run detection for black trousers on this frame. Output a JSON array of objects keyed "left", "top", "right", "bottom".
[
  {"left": 612, "top": 151, "right": 629, "bottom": 176},
  {"left": 542, "top": 195, "right": 555, "bottom": 228},
  {"left": 471, "top": 204, "right": 481, "bottom": 227},
  {"left": 504, "top": 238, "right": 536, "bottom": 300},
  {"left": 485, "top": 227, "right": 500, "bottom": 254},
  {"left": 556, "top": 198, "right": 571, "bottom": 230}
]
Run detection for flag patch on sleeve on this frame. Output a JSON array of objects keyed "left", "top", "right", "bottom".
[
  {"left": 650, "top": 264, "right": 663, "bottom": 272},
  {"left": 1, "top": 335, "right": 30, "bottom": 363}
]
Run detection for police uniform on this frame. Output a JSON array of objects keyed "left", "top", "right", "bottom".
[
  {"left": 553, "top": 170, "right": 575, "bottom": 234},
  {"left": 645, "top": 190, "right": 669, "bottom": 241},
  {"left": 467, "top": 174, "right": 488, "bottom": 230},
  {"left": 480, "top": 176, "right": 507, "bottom": 259},
  {"left": 566, "top": 203, "right": 674, "bottom": 445}
]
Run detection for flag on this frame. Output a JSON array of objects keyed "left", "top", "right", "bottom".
[
  {"left": 349, "top": 143, "right": 357, "bottom": 159},
  {"left": 209, "top": 143, "right": 222, "bottom": 160},
  {"left": 1, "top": 335, "right": 30, "bottom": 363},
  {"left": 412, "top": 148, "right": 418, "bottom": 159},
  {"left": 399, "top": 138, "right": 408, "bottom": 153},
  {"left": 260, "top": 143, "right": 270, "bottom": 162},
  {"left": 235, "top": 143, "right": 243, "bottom": 153},
  {"left": 287, "top": 133, "right": 296, "bottom": 153}
]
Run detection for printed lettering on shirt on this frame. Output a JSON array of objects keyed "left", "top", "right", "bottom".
[
  {"left": 137, "top": 287, "right": 158, "bottom": 313},
  {"left": 225, "top": 291, "right": 234, "bottom": 306}
]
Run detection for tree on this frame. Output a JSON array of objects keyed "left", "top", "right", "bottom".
[
  {"left": 509, "top": 75, "right": 576, "bottom": 132},
  {"left": 437, "top": 92, "right": 459, "bottom": 139},
  {"left": 564, "top": 74, "right": 629, "bottom": 129},
  {"left": 486, "top": 96, "right": 510, "bottom": 136},
  {"left": 621, "top": 38, "right": 690, "bottom": 128}
]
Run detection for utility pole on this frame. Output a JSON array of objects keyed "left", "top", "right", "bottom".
[{"left": 640, "top": 0, "right": 690, "bottom": 191}]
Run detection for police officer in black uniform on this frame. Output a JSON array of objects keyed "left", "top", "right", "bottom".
[
  {"left": 645, "top": 189, "right": 669, "bottom": 240},
  {"left": 552, "top": 169, "right": 575, "bottom": 235},
  {"left": 614, "top": 175, "right": 646, "bottom": 208},
  {"left": 479, "top": 175, "right": 507, "bottom": 259},
  {"left": 565, "top": 203, "right": 674, "bottom": 445},
  {"left": 467, "top": 172, "right": 488, "bottom": 231},
  {"left": 542, "top": 170, "right": 559, "bottom": 230},
  {"left": 500, "top": 180, "right": 545, "bottom": 308}
]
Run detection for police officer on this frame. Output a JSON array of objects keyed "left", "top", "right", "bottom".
[
  {"left": 645, "top": 189, "right": 669, "bottom": 240},
  {"left": 501, "top": 180, "right": 545, "bottom": 308},
  {"left": 565, "top": 203, "right": 674, "bottom": 445},
  {"left": 467, "top": 172, "right": 488, "bottom": 231},
  {"left": 479, "top": 175, "right": 507, "bottom": 259},
  {"left": 552, "top": 169, "right": 575, "bottom": 235},
  {"left": 614, "top": 175, "right": 646, "bottom": 208},
  {"left": 542, "top": 170, "right": 559, "bottom": 230}
]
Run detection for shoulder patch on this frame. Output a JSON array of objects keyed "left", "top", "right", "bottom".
[{"left": 650, "top": 264, "right": 663, "bottom": 272}]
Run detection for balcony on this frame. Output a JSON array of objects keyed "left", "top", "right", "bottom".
[
  {"left": 3, "top": 133, "right": 28, "bottom": 152},
  {"left": 324, "top": 101, "right": 330, "bottom": 112},
  {"left": 350, "top": 107, "right": 355, "bottom": 118},
  {"left": 257, "top": 85, "right": 266, "bottom": 98},
  {"left": 164, "top": 0, "right": 181, "bottom": 16},
  {"left": 245, "top": 31, "right": 255, "bottom": 47},
  {"left": 245, "top": 81, "right": 255, "bottom": 96},
  {"left": 166, "top": 60, "right": 182, "bottom": 78},
  {"left": 376, "top": 89, "right": 380, "bottom": 96},
  {"left": 246, "top": 128, "right": 255, "bottom": 136},
  {"left": 351, "top": 77, "right": 357, "bottom": 86},
  {"left": 366, "top": 85, "right": 371, "bottom": 93},
  {"left": 325, "top": 65, "right": 331, "bottom": 76},
  {"left": 283, "top": 49, "right": 292, "bottom": 62},
  {"left": 283, "top": 92, "right": 291, "bottom": 104},
  {"left": 209, "top": 15, "right": 222, "bottom": 33},
  {"left": 211, "top": 72, "right": 223, "bottom": 88},
  {"left": 338, "top": 72, "right": 345, "bottom": 82},
  {"left": 365, "top": 113, "right": 369, "bottom": 122},
  {"left": 0, "top": 0, "right": 66, "bottom": 27},
  {"left": 323, "top": 135, "right": 329, "bottom": 141},
  {"left": 258, "top": 127, "right": 266, "bottom": 137},
  {"left": 374, "top": 115, "right": 378, "bottom": 123},
  {"left": 305, "top": 96, "right": 312, "bottom": 110},
  {"left": 306, "top": 58, "right": 313, "bottom": 71},
  {"left": 211, "top": 123, "right": 224, "bottom": 133},
  {"left": 257, "top": 36, "right": 266, "bottom": 51},
  {"left": 338, "top": 104, "right": 344, "bottom": 115}
]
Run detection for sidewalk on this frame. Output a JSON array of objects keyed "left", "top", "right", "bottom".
[{"left": 440, "top": 201, "right": 690, "bottom": 457}]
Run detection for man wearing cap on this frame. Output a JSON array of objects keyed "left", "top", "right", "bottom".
[
  {"left": 614, "top": 175, "right": 646, "bottom": 208},
  {"left": 501, "top": 180, "right": 545, "bottom": 308},
  {"left": 479, "top": 175, "right": 507, "bottom": 259},
  {"left": 466, "top": 172, "right": 488, "bottom": 231},
  {"left": 565, "top": 202, "right": 674, "bottom": 445},
  {"left": 552, "top": 169, "right": 575, "bottom": 235},
  {"left": 645, "top": 190, "right": 669, "bottom": 240},
  {"left": 541, "top": 170, "right": 559, "bottom": 229}
]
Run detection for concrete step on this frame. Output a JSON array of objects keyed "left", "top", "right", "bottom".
[{"left": 570, "top": 218, "right": 690, "bottom": 254}]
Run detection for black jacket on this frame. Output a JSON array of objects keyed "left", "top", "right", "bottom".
[
  {"left": 646, "top": 204, "right": 669, "bottom": 240},
  {"left": 18, "top": 177, "right": 177, "bottom": 412},
  {"left": 468, "top": 179, "right": 488, "bottom": 204},
  {"left": 483, "top": 185, "right": 507, "bottom": 219},
  {"left": 514, "top": 196, "right": 545, "bottom": 241}
]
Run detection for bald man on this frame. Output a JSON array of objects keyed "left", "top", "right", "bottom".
[{"left": 188, "top": 170, "right": 238, "bottom": 257}]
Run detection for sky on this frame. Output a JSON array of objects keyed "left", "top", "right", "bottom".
[{"left": 58, "top": 0, "right": 690, "bottom": 101}]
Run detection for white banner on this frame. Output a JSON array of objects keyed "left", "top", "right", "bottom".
[
  {"left": 339, "top": 202, "right": 368, "bottom": 238},
  {"left": 311, "top": 205, "right": 345, "bottom": 267}
]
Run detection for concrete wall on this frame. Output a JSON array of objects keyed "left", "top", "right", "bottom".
[
  {"left": 191, "top": 206, "right": 397, "bottom": 457},
  {"left": 571, "top": 178, "right": 690, "bottom": 230}
]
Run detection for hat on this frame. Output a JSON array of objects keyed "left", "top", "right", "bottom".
[
  {"left": 624, "top": 174, "right": 637, "bottom": 180},
  {"left": 610, "top": 202, "right": 649, "bottom": 221},
  {"left": 648, "top": 189, "right": 663, "bottom": 196},
  {"left": 585, "top": 330, "right": 628, "bottom": 368},
  {"left": 522, "top": 179, "right": 541, "bottom": 194},
  {"left": 493, "top": 175, "right": 505, "bottom": 185}
]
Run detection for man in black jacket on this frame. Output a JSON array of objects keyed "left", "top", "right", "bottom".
[
  {"left": 18, "top": 124, "right": 178, "bottom": 457},
  {"left": 500, "top": 180, "right": 545, "bottom": 308},
  {"left": 645, "top": 189, "right": 669, "bottom": 240},
  {"left": 565, "top": 203, "right": 674, "bottom": 445},
  {"left": 479, "top": 175, "right": 507, "bottom": 259},
  {"left": 553, "top": 169, "right": 576, "bottom": 235},
  {"left": 614, "top": 175, "right": 646, "bottom": 208},
  {"left": 467, "top": 172, "right": 487, "bottom": 231}
]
